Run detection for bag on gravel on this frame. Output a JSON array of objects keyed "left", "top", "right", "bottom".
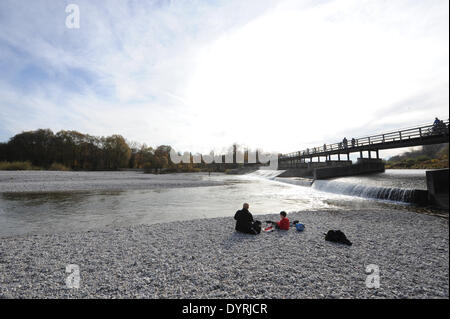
[
  {"left": 295, "top": 223, "right": 305, "bottom": 231},
  {"left": 325, "top": 230, "right": 352, "bottom": 246},
  {"left": 263, "top": 226, "right": 274, "bottom": 232},
  {"left": 252, "top": 220, "right": 262, "bottom": 234}
]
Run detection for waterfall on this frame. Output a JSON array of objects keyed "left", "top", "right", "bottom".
[
  {"left": 312, "top": 179, "right": 422, "bottom": 203},
  {"left": 247, "top": 169, "right": 285, "bottom": 180},
  {"left": 246, "top": 169, "right": 427, "bottom": 205}
]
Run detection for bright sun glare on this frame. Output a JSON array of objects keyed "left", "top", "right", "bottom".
[{"left": 182, "top": 2, "right": 448, "bottom": 154}]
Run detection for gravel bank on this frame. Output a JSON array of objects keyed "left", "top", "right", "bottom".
[
  {"left": 0, "top": 171, "right": 223, "bottom": 193},
  {"left": 0, "top": 210, "right": 448, "bottom": 299}
]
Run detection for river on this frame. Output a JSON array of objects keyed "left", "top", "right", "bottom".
[{"left": 0, "top": 169, "right": 444, "bottom": 237}]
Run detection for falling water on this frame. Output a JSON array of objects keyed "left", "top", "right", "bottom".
[
  {"left": 248, "top": 169, "right": 428, "bottom": 204},
  {"left": 247, "top": 169, "right": 285, "bottom": 179},
  {"left": 311, "top": 179, "right": 421, "bottom": 203}
]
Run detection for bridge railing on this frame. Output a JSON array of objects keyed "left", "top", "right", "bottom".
[{"left": 279, "top": 119, "right": 449, "bottom": 160}]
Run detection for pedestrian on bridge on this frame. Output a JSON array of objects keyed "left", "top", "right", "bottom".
[
  {"left": 343, "top": 137, "right": 348, "bottom": 149},
  {"left": 432, "top": 117, "right": 446, "bottom": 135}
]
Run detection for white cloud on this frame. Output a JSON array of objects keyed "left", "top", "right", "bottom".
[
  {"left": 181, "top": 0, "right": 449, "bottom": 153},
  {"left": 0, "top": 0, "right": 448, "bottom": 159}
]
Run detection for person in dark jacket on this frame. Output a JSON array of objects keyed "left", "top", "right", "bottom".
[{"left": 234, "top": 203, "right": 261, "bottom": 235}]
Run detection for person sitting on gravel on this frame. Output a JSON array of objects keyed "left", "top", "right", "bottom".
[
  {"left": 266, "top": 211, "right": 290, "bottom": 230},
  {"left": 234, "top": 203, "right": 261, "bottom": 235}
]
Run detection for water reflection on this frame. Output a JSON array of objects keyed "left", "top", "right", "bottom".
[{"left": 1, "top": 191, "right": 100, "bottom": 206}]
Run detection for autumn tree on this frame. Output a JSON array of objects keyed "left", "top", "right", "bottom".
[{"left": 103, "top": 135, "right": 131, "bottom": 169}]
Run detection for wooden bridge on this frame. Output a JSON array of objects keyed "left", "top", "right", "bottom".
[{"left": 279, "top": 119, "right": 449, "bottom": 167}]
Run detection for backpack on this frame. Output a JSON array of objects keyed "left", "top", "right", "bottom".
[
  {"left": 252, "top": 220, "right": 262, "bottom": 234},
  {"left": 325, "top": 230, "right": 352, "bottom": 246},
  {"left": 295, "top": 223, "right": 305, "bottom": 231}
]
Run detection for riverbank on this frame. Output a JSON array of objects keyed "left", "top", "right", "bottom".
[
  {"left": 0, "top": 171, "right": 223, "bottom": 193},
  {"left": 0, "top": 209, "right": 447, "bottom": 298}
]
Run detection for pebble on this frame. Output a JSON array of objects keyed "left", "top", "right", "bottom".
[{"left": 0, "top": 210, "right": 447, "bottom": 298}]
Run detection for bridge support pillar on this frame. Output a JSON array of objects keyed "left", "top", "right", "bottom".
[
  {"left": 360, "top": 151, "right": 363, "bottom": 158},
  {"left": 376, "top": 149, "right": 379, "bottom": 159},
  {"left": 368, "top": 151, "right": 371, "bottom": 159}
]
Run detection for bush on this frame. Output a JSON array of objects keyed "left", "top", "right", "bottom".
[
  {"left": 415, "top": 155, "right": 431, "bottom": 162},
  {"left": 142, "top": 162, "right": 154, "bottom": 173},
  {"left": 48, "top": 163, "right": 71, "bottom": 171},
  {"left": 0, "top": 161, "right": 34, "bottom": 170}
]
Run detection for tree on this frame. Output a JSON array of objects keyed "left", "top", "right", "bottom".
[
  {"left": 7, "top": 129, "right": 55, "bottom": 167},
  {"left": 103, "top": 135, "right": 131, "bottom": 169},
  {"left": 0, "top": 142, "right": 7, "bottom": 161}
]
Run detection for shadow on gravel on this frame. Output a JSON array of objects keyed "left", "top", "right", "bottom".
[
  {"left": 267, "top": 230, "right": 290, "bottom": 238},
  {"left": 323, "top": 240, "right": 354, "bottom": 249},
  {"left": 220, "top": 229, "right": 292, "bottom": 251},
  {"left": 220, "top": 232, "right": 261, "bottom": 249}
]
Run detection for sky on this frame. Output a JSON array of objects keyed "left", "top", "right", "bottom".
[{"left": 0, "top": 0, "right": 448, "bottom": 158}]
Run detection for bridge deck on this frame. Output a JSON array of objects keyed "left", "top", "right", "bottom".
[{"left": 279, "top": 119, "right": 449, "bottom": 162}]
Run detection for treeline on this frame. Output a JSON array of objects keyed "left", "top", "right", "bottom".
[
  {"left": 0, "top": 129, "right": 260, "bottom": 172},
  {"left": 0, "top": 129, "right": 133, "bottom": 170},
  {"left": 386, "top": 143, "right": 449, "bottom": 169}
]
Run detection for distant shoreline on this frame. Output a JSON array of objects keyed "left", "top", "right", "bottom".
[{"left": 0, "top": 170, "right": 225, "bottom": 193}]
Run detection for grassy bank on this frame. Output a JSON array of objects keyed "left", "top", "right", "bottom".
[
  {"left": 386, "top": 143, "right": 449, "bottom": 169},
  {"left": 0, "top": 161, "right": 36, "bottom": 170},
  {"left": 0, "top": 161, "right": 71, "bottom": 171},
  {"left": 385, "top": 158, "right": 449, "bottom": 169}
]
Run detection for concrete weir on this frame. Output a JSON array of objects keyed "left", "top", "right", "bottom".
[
  {"left": 278, "top": 158, "right": 384, "bottom": 179},
  {"left": 426, "top": 169, "right": 449, "bottom": 210},
  {"left": 245, "top": 166, "right": 446, "bottom": 207},
  {"left": 314, "top": 158, "right": 385, "bottom": 179},
  {"left": 275, "top": 163, "right": 448, "bottom": 209}
]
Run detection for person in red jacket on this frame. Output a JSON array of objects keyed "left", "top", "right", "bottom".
[{"left": 266, "top": 211, "right": 290, "bottom": 230}]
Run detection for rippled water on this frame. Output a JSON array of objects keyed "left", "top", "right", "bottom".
[
  {"left": 312, "top": 169, "right": 429, "bottom": 203},
  {"left": 0, "top": 169, "right": 440, "bottom": 237},
  {"left": 329, "top": 169, "right": 428, "bottom": 189}
]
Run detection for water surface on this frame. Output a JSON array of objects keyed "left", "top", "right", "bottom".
[{"left": 0, "top": 169, "right": 441, "bottom": 237}]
